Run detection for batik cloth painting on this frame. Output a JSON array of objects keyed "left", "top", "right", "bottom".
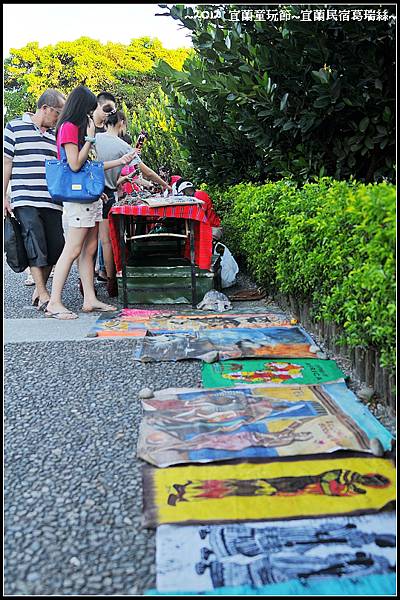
[
  {"left": 137, "top": 382, "right": 394, "bottom": 467},
  {"left": 126, "top": 312, "right": 292, "bottom": 330},
  {"left": 154, "top": 513, "right": 396, "bottom": 592},
  {"left": 202, "top": 358, "right": 345, "bottom": 387},
  {"left": 142, "top": 456, "right": 395, "bottom": 526},
  {"left": 87, "top": 310, "right": 292, "bottom": 338},
  {"left": 133, "top": 326, "right": 325, "bottom": 361},
  {"left": 146, "top": 572, "right": 397, "bottom": 595}
]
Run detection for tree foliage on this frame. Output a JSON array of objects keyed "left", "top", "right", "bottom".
[
  {"left": 4, "top": 36, "right": 192, "bottom": 119},
  {"left": 209, "top": 178, "right": 396, "bottom": 371},
  {"left": 155, "top": 4, "right": 396, "bottom": 185},
  {"left": 128, "top": 88, "right": 191, "bottom": 176}
]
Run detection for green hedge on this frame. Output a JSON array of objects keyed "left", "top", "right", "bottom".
[{"left": 204, "top": 178, "right": 396, "bottom": 372}]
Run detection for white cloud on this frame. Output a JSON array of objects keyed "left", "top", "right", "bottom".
[{"left": 3, "top": 3, "right": 193, "bottom": 56}]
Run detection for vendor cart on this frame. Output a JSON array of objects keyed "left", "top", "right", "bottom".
[{"left": 109, "top": 201, "right": 220, "bottom": 307}]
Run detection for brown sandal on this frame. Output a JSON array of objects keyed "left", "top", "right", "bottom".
[{"left": 228, "top": 287, "right": 267, "bottom": 301}]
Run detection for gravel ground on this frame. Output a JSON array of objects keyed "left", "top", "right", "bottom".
[
  {"left": 4, "top": 262, "right": 396, "bottom": 595},
  {"left": 4, "top": 261, "right": 123, "bottom": 319},
  {"left": 5, "top": 339, "right": 203, "bottom": 595},
  {"left": 4, "top": 263, "right": 233, "bottom": 595}
]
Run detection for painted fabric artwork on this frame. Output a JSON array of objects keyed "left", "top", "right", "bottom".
[
  {"left": 133, "top": 333, "right": 218, "bottom": 362},
  {"left": 142, "top": 456, "right": 396, "bottom": 526},
  {"left": 122, "top": 306, "right": 290, "bottom": 319},
  {"left": 133, "top": 326, "right": 325, "bottom": 361},
  {"left": 154, "top": 513, "right": 396, "bottom": 592},
  {"left": 202, "top": 358, "right": 345, "bottom": 388},
  {"left": 86, "top": 310, "right": 173, "bottom": 338},
  {"left": 137, "top": 382, "right": 394, "bottom": 467},
  {"left": 202, "top": 327, "right": 324, "bottom": 360},
  {"left": 145, "top": 572, "right": 397, "bottom": 595},
  {"left": 137, "top": 313, "right": 292, "bottom": 331},
  {"left": 87, "top": 310, "right": 291, "bottom": 338},
  {"left": 121, "top": 309, "right": 171, "bottom": 318},
  {"left": 89, "top": 320, "right": 149, "bottom": 338}
]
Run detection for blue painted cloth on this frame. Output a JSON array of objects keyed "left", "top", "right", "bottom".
[
  {"left": 145, "top": 572, "right": 396, "bottom": 595},
  {"left": 320, "top": 382, "right": 394, "bottom": 450}
]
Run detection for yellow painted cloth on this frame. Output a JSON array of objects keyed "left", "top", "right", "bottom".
[{"left": 142, "top": 456, "right": 395, "bottom": 527}]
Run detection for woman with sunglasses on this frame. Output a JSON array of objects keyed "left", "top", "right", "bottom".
[{"left": 45, "top": 85, "right": 137, "bottom": 319}]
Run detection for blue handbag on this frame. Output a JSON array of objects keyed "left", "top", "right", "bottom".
[{"left": 46, "top": 144, "right": 105, "bottom": 204}]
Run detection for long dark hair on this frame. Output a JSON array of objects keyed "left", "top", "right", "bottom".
[{"left": 55, "top": 85, "right": 97, "bottom": 148}]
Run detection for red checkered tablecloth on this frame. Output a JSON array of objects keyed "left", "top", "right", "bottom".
[{"left": 109, "top": 204, "right": 213, "bottom": 271}]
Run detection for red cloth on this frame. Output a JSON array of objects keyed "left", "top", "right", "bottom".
[
  {"left": 194, "top": 190, "right": 221, "bottom": 227},
  {"left": 109, "top": 204, "right": 213, "bottom": 271},
  {"left": 170, "top": 175, "right": 181, "bottom": 185},
  {"left": 120, "top": 164, "right": 138, "bottom": 195}
]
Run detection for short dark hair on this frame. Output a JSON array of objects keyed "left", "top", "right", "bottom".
[
  {"left": 96, "top": 91, "right": 116, "bottom": 105},
  {"left": 37, "top": 89, "right": 66, "bottom": 109}
]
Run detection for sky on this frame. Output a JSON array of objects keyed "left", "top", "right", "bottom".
[{"left": 3, "top": 3, "right": 194, "bottom": 56}]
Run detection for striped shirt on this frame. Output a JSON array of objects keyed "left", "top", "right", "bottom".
[{"left": 4, "top": 113, "right": 62, "bottom": 211}]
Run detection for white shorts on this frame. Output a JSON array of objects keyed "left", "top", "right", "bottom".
[{"left": 63, "top": 199, "right": 103, "bottom": 228}]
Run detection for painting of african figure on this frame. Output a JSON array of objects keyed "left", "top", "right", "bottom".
[
  {"left": 142, "top": 456, "right": 396, "bottom": 526},
  {"left": 137, "top": 383, "right": 393, "bottom": 467}
]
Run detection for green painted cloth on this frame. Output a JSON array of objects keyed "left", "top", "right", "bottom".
[{"left": 202, "top": 358, "right": 345, "bottom": 388}]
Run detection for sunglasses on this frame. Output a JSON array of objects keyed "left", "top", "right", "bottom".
[{"left": 102, "top": 105, "right": 117, "bottom": 115}]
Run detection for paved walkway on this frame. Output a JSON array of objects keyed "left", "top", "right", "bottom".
[{"left": 5, "top": 315, "right": 101, "bottom": 343}]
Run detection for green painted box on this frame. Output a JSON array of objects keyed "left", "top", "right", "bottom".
[{"left": 117, "top": 255, "right": 221, "bottom": 305}]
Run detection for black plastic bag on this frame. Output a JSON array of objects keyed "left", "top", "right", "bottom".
[{"left": 4, "top": 214, "right": 29, "bottom": 272}]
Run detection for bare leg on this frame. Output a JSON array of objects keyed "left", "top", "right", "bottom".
[
  {"left": 46, "top": 227, "right": 89, "bottom": 318},
  {"left": 80, "top": 224, "right": 116, "bottom": 312},
  {"left": 24, "top": 267, "right": 35, "bottom": 286},
  {"left": 98, "top": 220, "right": 116, "bottom": 279},
  {"left": 30, "top": 265, "right": 53, "bottom": 306}
]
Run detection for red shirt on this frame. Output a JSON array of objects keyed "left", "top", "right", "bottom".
[
  {"left": 120, "top": 164, "right": 138, "bottom": 194},
  {"left": 194, "top": 190, "right": 221, "bottom": 227},
  {"left": 56, "top": 122, "right": 79, "bottom": 158}
]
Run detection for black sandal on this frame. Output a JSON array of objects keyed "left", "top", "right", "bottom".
[{"left": 38, "top": 300, "right": 50, "bottom": 312}]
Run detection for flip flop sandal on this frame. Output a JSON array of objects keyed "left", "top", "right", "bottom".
[
  {"left": 45, "top": 310, "right": 78, "bottom": 320},
  {"left": 38, "top": 300, "right": 50, "bottom": 312},
  {"left": 81, "top": 306, "right": 117, "bottom": 313},
  {"left": 32, "top": 297, "right": 39, "bottom": 307}
]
